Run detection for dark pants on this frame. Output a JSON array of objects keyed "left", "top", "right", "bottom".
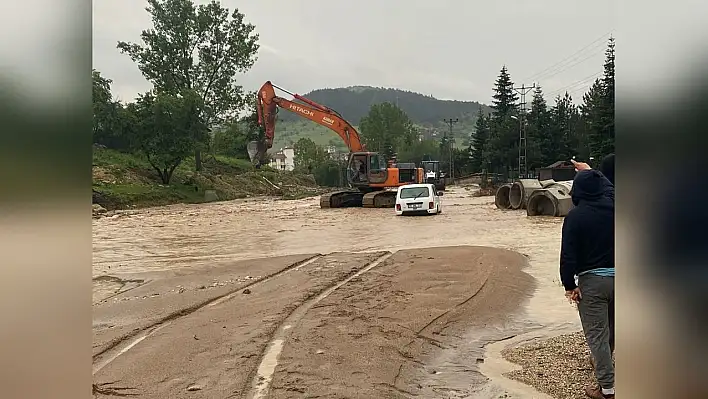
[{"left": 578, "top": 274, "right": 615, "bottom": 389}]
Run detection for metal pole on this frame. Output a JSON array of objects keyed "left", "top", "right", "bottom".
[
  {"left": 443, "top": 118, "right": 458, "bottom": 179},
  {"left": 513, "top": 84, "right": 534, "bottom": 178}
]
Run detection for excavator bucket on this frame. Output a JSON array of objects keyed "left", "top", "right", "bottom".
[{"left": 247, "top": 140, "right": 268, "bottom": 167}]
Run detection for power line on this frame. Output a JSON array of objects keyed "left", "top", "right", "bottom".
[
  {"left": 526, "top": 41, "right": 606, "bottom": 83},
  {"left": 530, "top": 48, "right": 607, "bottom": 83},
  {"left": 523, "top": 31, "right": 613, "bottom": 83},
  {"left": 545, "top": 71, "right": 602, "bottom": 99},
  {"left": 564, "top": 84, "right": 596, "bottom": 98}
]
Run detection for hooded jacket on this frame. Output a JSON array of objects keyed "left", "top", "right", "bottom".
[{"left": 560, "top": 170, "right": 615, "bottom": 290}]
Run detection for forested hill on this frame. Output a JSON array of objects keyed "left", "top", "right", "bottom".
[{"left": 277, "top": 86, "right": 492, "bottom": 125}]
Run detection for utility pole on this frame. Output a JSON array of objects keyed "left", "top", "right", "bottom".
[
  {"left": 335, "top": 149, "right": 343, "bottom": 187},
  {"left": 443, "top": 118, "right": 458, "bottom": 179},
  {"left": 513, "top": 84, "right": 535, "bottom": 178}
]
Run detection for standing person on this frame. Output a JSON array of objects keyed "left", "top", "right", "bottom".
[
  {"left": 571, "top": 155, "right": 616, "bottom": 370},
  {"left": 560, "top": 168, "right": 615, "bottom": 399}
]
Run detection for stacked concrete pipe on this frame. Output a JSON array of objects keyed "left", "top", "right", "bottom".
[
  {"left": 526, "top": 181, "right": 574, "bottom": 217},
  {"left": 494, "top": 184, "right": 513, "bottom": 209},
  {"left": 509, "top": 179, "right": 544, "bottom": 209}
]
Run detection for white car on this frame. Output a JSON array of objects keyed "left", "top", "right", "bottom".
[{"left": 395, "top": 183, "right": 443, "bottom": 216}]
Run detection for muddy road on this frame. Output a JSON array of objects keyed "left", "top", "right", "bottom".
[{"left": 92, "top": 187, "right": 581, "bottom": 398}]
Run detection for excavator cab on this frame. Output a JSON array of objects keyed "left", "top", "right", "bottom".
[{"left": 347, "top": 152, "right": 387, "bottom": 188}]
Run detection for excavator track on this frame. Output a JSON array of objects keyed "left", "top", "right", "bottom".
[
  {"left": 362, "top": 190, "right": 397, "bottom": 208},
  {"left": 320, "top": 190, "right": 364, "bottom": 208}
]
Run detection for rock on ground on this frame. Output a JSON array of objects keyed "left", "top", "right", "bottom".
[
  {"left": 92, "top": 203, "right": 107, "bottom": 218},
  {"left": 502, "top": 331, "right": 596, "bottom": 399}
]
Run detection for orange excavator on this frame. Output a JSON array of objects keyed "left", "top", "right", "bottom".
[{"left": 253, "top": 81, "right": 425, "bottom": 209}]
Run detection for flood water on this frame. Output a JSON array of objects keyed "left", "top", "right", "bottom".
[{"left": 92, "top": 185, "right": 580, "bottom": 332}]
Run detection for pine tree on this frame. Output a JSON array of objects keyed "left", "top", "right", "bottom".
[
  {"left": 549, "top": 92, "right": 576, "bottom": 163},
  {"left": 488, "top": 66, "right": 520, "bottom": 174},
  {"left": 598, "top": 36, "right": 615, "bottom": 157},
  {"left": 580, "top": 79, "right": 604, "bottom": 159},
  {"left": 470, "top": 107, "right": 490, "bottom": 172},
  {"left": 525, "top": 86, "right": 552, "bottom": 169},
  {"left": 568, "top": 100, "right": 588, "bottom": 161},
  {"left": 491, "top": 66, "right": 519, "bottom": 119},
  {"left": 584, "top": 37, "right": 615, "bottom": 160}
]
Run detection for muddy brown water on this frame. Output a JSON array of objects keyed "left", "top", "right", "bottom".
[
  {"left": 93, "top": 186, "right": 578, "bottom": 327},
  {"left": 93, "top": 186, "right": 582, "bottom": 397}
]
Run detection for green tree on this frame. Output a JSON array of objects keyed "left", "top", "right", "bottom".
[
  {"left": 524, "top": 86, "right": 552, "bottom": 169},
  {"left": 238, "top": 92, "right": 265, "bottom": 143},
  {"left": 469, "top": 107, "right": 491, "bottom": 172},
  {"left": 452, "top": 147, "right": 473, "bottom": 176},
  {"left": 117, "top": 0, "right": 260, "bottom": 170},
  {"left": 212, "top": 123, "right": 245, "bottom": 158},
  {"left": 491, "top": 66, "right": 519, "bottom": 119},
  {"left": 131, "top": 90, "right": 208, "bottom": 184},
  {"left": 594, "top": 37, "right": 615, "bottom": 159},
  {"left": 397, "top": 139, "right": 441, "bottom": 166},
  {"left": 579, "top": 37, "right": 615, "bottom": 162},
  {"left": 312, "top": 160, "right": 344, "bottom": 187},
  {"left": 580, "top": 79, "right": 604, "bottom": 161},
  {"left": 92, "top": 70, "right": 127, "bottom": 149},
  {"left": 566, "top": 98, "right": 587, "bottom": 161},
  {"left": 359, "top": 102, "right": 416, "bottom": 160},
  {"left": 211, "top": 104, "right": 267, "bottom": 160},
  {"left": 293, "top": 137, "right": 328, "bottom": 172},
  {"left": 488, "top": 66, "right": 520, "bottom": 175},
  {"left": 548, "top": 92, "right": 577, "bottom": 164}
]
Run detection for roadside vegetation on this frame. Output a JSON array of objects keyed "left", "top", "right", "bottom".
[
  {"left": 92, "top": 0, "right": 325, "bottom": 211},
  {"left": 92, "top": 147, "right": 323, "bottom": 210}
]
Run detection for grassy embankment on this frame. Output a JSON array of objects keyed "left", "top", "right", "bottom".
[{"left": 92, "top": 147, "right": 324, "bottom": 210}]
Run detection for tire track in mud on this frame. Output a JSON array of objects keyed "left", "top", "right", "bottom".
[
  {"left": 92, "top": 254, "right": 323, "bottom": 375},
  {"left": 245, "top": 251, "right": 394, "bottom": 399},
  {"left": 263, "top": 246, "right": 535, "bottom": 399},
  {"left": 92, "top": 251, "right": 391, "bottom": 399},
  {"left": 92, "top": 275, "right": 147, "bottom": 304}
]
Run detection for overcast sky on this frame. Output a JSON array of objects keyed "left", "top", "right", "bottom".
[{"left": 93, "top": 0, "right": 615, "bottom": 105}]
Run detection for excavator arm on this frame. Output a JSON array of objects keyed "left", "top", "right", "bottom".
[{"left": 252, "top": 81, "right": 365, "bottom": 163}]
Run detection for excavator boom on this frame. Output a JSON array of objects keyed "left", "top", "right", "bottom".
[{"left": 254, "top": 81, "right": 365, "bottom": 159}]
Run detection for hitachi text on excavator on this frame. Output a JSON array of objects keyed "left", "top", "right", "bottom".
[{"left": 251, "top": 81, "right": 425, "bottom": 209}]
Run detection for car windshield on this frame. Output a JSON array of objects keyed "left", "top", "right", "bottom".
[{"left": 399, "top": 186, "right": 429, "bottom": 199}]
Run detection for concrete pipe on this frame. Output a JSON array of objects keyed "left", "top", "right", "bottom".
[
  {"left": 494, "top": 183, "right": 513, "bottom": 209},
  {"left": 539, "top": 179, "right": 556, "bottom": 188},
  {"left": 526, "top": 186, "right": 574, "bottom": 217},
  {"left": 509, "top": 179, "right": 544, "bottom": 210},
  {"left": 544, "top": 180, "right": 573, "bottom": 196}
]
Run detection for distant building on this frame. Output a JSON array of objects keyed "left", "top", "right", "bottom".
[
  {"left": 283, "top": 147, "right": 295, "bottom": 170},
  {"left": 537, "top": 161, "right": 576, "bottom": 182},
  {"left": 270, "top": 152, "right": 287, "bottom": 170},
  {"left": 324, "top": 145, "right": 349, "bottom": 161},
  {"left": 269, "top": 147, "right": 295, "bottom": 171}
]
